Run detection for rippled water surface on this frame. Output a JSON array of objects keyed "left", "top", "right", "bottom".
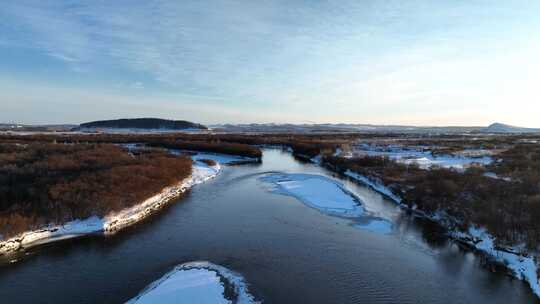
[{"left": 0, "top": 149, "right": 537, "bottom": 303}]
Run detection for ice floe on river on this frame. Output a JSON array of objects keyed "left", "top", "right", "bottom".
[
  {"left": 127, "top": 261, "right": 260, "bottom": 304},
  {"left": 260, "top": 173, "right": 393, "bottom": 234},
  {"left": 261, "top": 173, "right": 363, "bottom": 218}
]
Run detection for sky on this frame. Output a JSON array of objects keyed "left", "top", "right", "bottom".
[{"left": 0, "top": 0, "right": 539, "bottom": 126}]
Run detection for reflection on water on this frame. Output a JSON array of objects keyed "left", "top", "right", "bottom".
[{"left": 0, "top": 149, "right": 537, "bottom": 304}]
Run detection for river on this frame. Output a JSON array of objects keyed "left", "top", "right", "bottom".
[{"left": 0, "top": 149, "right": 537, "bottom": 303}]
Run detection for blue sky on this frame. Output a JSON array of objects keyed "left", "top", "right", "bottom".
[{"left": 1, "top": 1, "right": 539, "bottom": 126}]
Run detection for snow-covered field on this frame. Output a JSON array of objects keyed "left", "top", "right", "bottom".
[
  {"left": 0, "top": 161, "right": 221, "bottom": 256},
  {"left": 351, "top": 144, "right": 492, "bottom": 170},
  {"left": 260, "top": 173, "right": 393, "bottom": 234},
  {"left": 127, "top": 261, "right": 259, "bottom": 304}
]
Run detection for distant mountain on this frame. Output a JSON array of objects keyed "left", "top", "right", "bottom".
[
  {"left": 211, "top": 123, "right": 480, "bottom": 134},
  {"left": 480, "top": 123, "right": 540, "bottom": 134},
  {"left": 212, "top": 122, "right": 540, "bottom": 134},
  {"left": 78, "top": 118, "right": 207, "bottom": 131}
]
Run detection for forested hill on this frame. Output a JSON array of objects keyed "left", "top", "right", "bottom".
[{"left": 78, "top": 118, "right": 207, "bottom": 130}]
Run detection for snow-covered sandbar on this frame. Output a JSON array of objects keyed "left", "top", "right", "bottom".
[
  {"left": 127, "top": 261, "right": 260, "bottom": 304},
  {"left": 0, "top": 161, "right": 221, "bottom": 256},
  {"left": 261, "top": 173, "right": 363, "bottom": 218},
  {"left": 260, "top": 173, "right": 393, "bottom": 234}
]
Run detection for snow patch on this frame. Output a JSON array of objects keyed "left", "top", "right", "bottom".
[
  {"left": 261, "top": 172, "right": 393, "bottom": 234},
  {"left": 451, "top": 227, "right": 540, "bottom": 298},
  {"left": 0, "top": 217, "right": 105, "bottom": 253},
  {"left": 261, "top": 173, "right": 363, "bottom": 218},
  {"left": 483, "top": 172, "right": 512, "bottom": 182},
  {"left": 344, "top": 170, "right": 402, "bottom": 204},
  {"left": 352, "top": 144, "right": 492, "bottom": 170},
  {"left": 127, "top": 261, "right": 260, "bottom": 304}
]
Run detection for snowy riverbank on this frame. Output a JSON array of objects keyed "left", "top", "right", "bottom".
[
  {"left": 339, "top": 167, "right": 540, "bottom": 298},
  {"left": 127, "top": 261, "right": 260, "bottom": 304},
  {"left": 0, "top": 161, "right": 221, "bottom": 256},
  {"left": 291, "top": 148, "right": 540, "bottom": 298}
]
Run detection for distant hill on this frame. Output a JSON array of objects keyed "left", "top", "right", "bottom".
[
  {"left": 79, "top": 118, "right": 207, "bottom": 131},
  {"left": 212, "top": 122, "right": 540, "bottom": 134},
  {"left": 211, "top": 123, "right": 480, "bottom": 134},
  {"left": 480, "top": 122, "right": 540, "bottom": 134}
]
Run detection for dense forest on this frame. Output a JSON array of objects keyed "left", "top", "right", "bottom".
[
  {"left": 78, "top": 118, "right": 207, "bottom": 130},
  {"left": 323, "top": 143, "right": 540, "bottom": 249},
  {"left": 0, "top": 143, "right": 191, "bottom": 239}
]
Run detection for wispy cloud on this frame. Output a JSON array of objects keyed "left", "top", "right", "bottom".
[{"left": 1, "top": 1, "right": 539, "bottom": 125}]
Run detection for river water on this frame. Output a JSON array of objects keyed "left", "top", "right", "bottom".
[{"left": 0, "top": 149, "right": 537, "bottom": 303}]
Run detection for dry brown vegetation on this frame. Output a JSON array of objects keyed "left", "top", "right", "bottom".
[
  {"left": 0, "top": 143, "right": 191, "bottom": 239},
  {"left": 324, "top": 143, "right": 540, "bottom": 249},
  {"left": 146, "top": 140, "right": 262, "bottom": 159},
  {"left": 2, "top": 132, "right": 540, "bottom": 248},
  {"left": 0, "top": 133, "right": 264, "bottom": 159}
]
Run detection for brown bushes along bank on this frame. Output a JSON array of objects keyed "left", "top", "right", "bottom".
[
  {"left": 323, "top": 146, "right": 540, "bottom": 249},
  {"left": 0, "top": 143, "right": 192, "bottom": 239}
]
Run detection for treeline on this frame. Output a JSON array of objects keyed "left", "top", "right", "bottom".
[
  {"left": 0, "top": 134, "right": 264, "bottom": 159},
  {"left": 146, "top": 140, "right": 262, "bottom": 159},
  {"left": 323, "top": 145, "right": 540, "bottom": 249},
  {"left": 5, "top": 132, "right": 520, "bottom": 160},
  {"left": 0, "top": 132, "right": 362, "bottom": 144},
  {"left": 0, "top": 143, "right": 191, "bottom": 239}
]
